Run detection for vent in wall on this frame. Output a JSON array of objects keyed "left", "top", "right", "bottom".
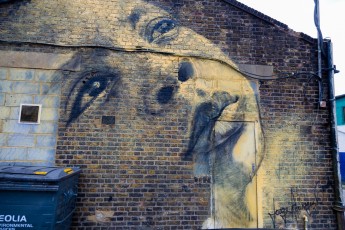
[{"left": 18, "top": 104, "right": 42, "bottom": 124}]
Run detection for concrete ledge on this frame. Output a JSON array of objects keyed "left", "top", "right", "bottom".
[
  {"left": 0, "top": 50, "right": 80, "bottom": 71},
  {"left": 238, "top": 64, "right": 273, "bottom": 78}
]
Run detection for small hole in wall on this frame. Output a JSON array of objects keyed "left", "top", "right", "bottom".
[
  {"left": 18, "top": 104, "right": 42, "bottom": 124},
  {"left": 102, "top": 116, "right": 115, "bottom": 125}
]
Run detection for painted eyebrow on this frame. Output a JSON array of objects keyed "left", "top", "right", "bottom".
[{"left": 128, "top": 8, "right": 145, "bottom": 29}]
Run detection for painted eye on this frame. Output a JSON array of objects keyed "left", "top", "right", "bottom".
[
  {"left": 144, "top": 17, "right": 179, "bottom": 44},
  {"left": 66, "top": 71, "right": 119, "bottom": 126},
  {"left": 85, "top": 76, "right": 108, "bottom": 97}
]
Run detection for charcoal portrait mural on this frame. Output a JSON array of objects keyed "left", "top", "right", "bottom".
[
  {"left": 63, "top": 54, "right": 262, "bottom": 228},
  {"left": 59, "top": 2, "right": 263, "bottom": 227},
  {"left": 59, "top": 1, "right": 262, "bottom": 229},
  {"left": 0, "top": 0, "right": 263, "bottom": 228}
]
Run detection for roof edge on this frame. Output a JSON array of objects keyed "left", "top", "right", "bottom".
[{"left": 336, "top": 94, "right": 345, "bottom": 100}]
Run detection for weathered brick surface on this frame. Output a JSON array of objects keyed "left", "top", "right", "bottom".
[{"left": 0, "top": 0, "right": 338, "bottom": 229}]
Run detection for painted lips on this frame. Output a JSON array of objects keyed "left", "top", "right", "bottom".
[{"left": 184, "top": 91, "right": 241, "bottom": 167}]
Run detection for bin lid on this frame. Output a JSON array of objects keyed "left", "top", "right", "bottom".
[{"left": 0, "top": 165, "right": 81, "bottom": 182}]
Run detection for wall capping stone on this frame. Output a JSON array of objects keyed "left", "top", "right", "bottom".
[
  {"left": 238, "top": 64, "right": 274, "bottom": 78},
  {"left": 0, "top": 51, "right": 80, "bottom": 71}
]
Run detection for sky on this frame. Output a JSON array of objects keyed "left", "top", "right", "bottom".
[{"left": 236, "top": 0, "right": 345, "bottom": 96}]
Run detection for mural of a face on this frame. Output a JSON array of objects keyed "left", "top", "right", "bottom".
[
  {"left": 8, "top": 0, "right": 262, "bottom": 228},
  {"left": 64, "top": 55, "right": 261, "bottom": 229}
]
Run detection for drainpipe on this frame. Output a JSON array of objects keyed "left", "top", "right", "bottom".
[
  {"left": 325, "top": 39, "right": 345, "bottom": 230},
  {"left": 303, "top": 215, "right": 308, "bottom": 230},
  {"left": 314, "top": 0, "right": 323, "bottom": 106}
]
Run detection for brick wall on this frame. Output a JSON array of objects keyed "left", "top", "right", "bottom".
[{"left": 0, "top": 0, "right": 338, "bottom": 229}]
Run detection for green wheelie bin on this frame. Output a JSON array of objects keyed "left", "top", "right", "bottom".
[{"left": 0, "top": 165, "right": 81, "bottom": 230}]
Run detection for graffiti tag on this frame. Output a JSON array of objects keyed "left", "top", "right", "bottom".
[{"left": 268, "top": 182, "right": 324, "bottom": 228}]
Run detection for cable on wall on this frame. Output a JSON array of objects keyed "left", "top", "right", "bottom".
[{"left": 0, "top": 38, "right": 328, "bottom": 104}]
